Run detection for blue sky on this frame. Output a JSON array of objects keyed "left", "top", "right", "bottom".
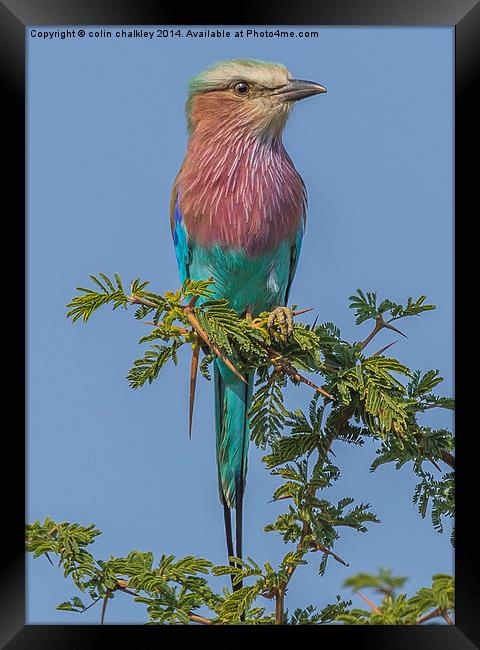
[{"left": 27, "top": 26, "right": 454, "bottom": 623}]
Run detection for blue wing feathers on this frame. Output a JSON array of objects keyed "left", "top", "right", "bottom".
[{"left": 172, "top": 199, "right": 190, "bottom": 283}]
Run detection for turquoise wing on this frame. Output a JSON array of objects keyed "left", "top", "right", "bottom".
[
  {"left": 171, "top": 193, "right": 190, "bottom": 284},
  {"left": 284, "top": 222, "right": 304, "bottom": 305}
]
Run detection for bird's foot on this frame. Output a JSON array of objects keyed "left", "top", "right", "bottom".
[{"left": 267, "top": 306, "right": 294, "bottom": 337}]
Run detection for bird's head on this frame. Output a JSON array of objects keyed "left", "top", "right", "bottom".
[{"left": 186, "top": 59, "right": 326, "bottom": 141}]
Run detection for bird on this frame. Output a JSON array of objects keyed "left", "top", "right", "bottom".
[{"left": 170, "top": 59, "right": 326, "bottom": 578}]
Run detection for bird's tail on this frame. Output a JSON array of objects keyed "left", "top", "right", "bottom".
[{"left": 214, "top": 359, "right": 253, "bottom": 589}]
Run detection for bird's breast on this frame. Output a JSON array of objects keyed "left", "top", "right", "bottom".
[{"left": 177, "top": 137, "right": 305, "bottom": 256}]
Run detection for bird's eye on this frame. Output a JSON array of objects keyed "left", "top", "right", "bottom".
[{"left": 233, "top": 81, "right": 250, "bottom": 96}]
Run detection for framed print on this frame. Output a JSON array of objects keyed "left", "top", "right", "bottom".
[{"left": 1, "top": 0, "right": 476, "bottom": 646}]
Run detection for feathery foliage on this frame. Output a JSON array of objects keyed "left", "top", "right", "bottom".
[
  {"left": 338, "top": 569, "right": 454, "bottom": 625},
  {"left": 26, "top": 279, "right": 454, "bottom": 624}
]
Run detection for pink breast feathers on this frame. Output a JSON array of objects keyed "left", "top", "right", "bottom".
[{"left": 177, "top": 132, "right": 306, "bottom": 257}]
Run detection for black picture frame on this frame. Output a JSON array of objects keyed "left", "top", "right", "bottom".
[{"left": 2, "top": 0, "right": 475, "bottom": 646}]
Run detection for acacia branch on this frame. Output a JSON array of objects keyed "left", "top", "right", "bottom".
[
  {"left": 440, "top": 450, "right": 455, "bottom": 470},
  {"left": 274, "top": 415, "right": 354, "bottom": 617},
  {"left": 128, "top": 294, "right": 159, "bottom": 309},
  {"left": 144, "top": 321, "right": 190, "bottom": 336},
  {"left": 417, "top": 609, "right": 439, "bottom": 624},
  {"left": 372, "top": 341, "right": 398, "bottom": 357},
  {"left": 275, "top": 588, "right": 285, "bottom": 625},
  {"left": 268, "top": 350, "right": 334, "bottom": 400},
  {"left": 416, "top": 606, "right": 453, "bottom": 625},
  {"left": 357, "top": 591, "right": 380, "bottom": 614},
  {"left": 189, "top": 613, "right": 214, "bottom": 625},
  {"left": 116, "top": 579, "right": 212, "bottom": 625},
  {"left": 183, "top": 305, "right": 247, "bottom": 384},
  {"left": 143, "top": 304, "right": 334, "bottom": 399},
  {"left": 414, "top": 431, "right": 455, "bottom": 471},
  {"left": 442, "top": 610, "right": 454, "bottom": 625},
  {"left": 189, "top": 344, "right": 200, "bottom": 438},
  {"left": 100, "top": 590, "right": 111, "bottom": 625},
  {"left": 132, "top": 292, "right": 246, "bottom": 384},
  {"left": 360, "top": 315, "right": 406, "bottom": 352},
  {"left": 313, "top": 543, "right": 349, "bottom": 567}
]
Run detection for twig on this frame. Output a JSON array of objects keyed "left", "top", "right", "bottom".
[
  {"left": 115, "top": 578, "right": 212, "bottom": 624},
  {"left": 142, "top": 300, "right": 331, "bottom": 395},
  {"left": 128, "top": 294, "right": 159, "bottom": 309},
  {"left": 189, "top": 613, "right": 213, "bottom": 625},
  {"left": 314, "top": 543, "right": 349, "bottom": 567},
  {"left": 80, "top": 597, "right": 102, "bottom": 613},
  {"left": 272, "top": 422, "right": 351, "bottom": 615},
  {"left": 442, "top": 610, "right": 454, "bottom": 625},
  {"left": 268, "top": 350, "right": 334, "bottom": 400},
  {"left": 183, "top": 305, "right": 247, "bottom": 384},
  {"left": 357, "top": 591, "right": 380, "bottom": 614},
  {"left": 417, "top": 607, "right": 442, "bottom": 624},
  {"left": 248, "top": 316, "right": 335, "bottom": 399},
  {"left": 135, "top": 293, "right": 246, "bottom": 383},
  {"left": 143, "top": 321, "right": 190, "bottom": 336},
  {"left": 441, "top": 450, "right": 455, "bottom": 470},
  {"left": 275, "top": 588, "right": 285, "bottom": 625},
  {"left": 414, "top": 431, "right": 454, "bottom": 471},
  {"left": 360, "top": 315, "right": 407, "bottom": 352},
  {"left": 267, "top": 410, "right": 358, "bottom": 622},
  {"left": 283, "top": 521, "right": 310, "bottom": 595}
]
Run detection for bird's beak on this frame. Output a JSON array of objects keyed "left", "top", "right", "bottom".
[{"left": 273, "top": 79, "right": 327, "bottom": 102}]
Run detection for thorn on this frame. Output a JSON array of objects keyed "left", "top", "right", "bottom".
[
  {"left": 184, "top": 309, "right": 247, "bottom": 384},
  {"left": 385, "top": 321, "right": 407, "bottom": 338},
  {"left": 117, "top": 585, "right": 137, "bottom": 597},
  {"left": 189, "top": 346, "right": 200, "bottom": 439},
  {"left": 100, "top": 590, "right": 110, "bottom": 625},
  {"left": 45, "top": 553, "right": 54, "bottom": 567},
  {"left": 372, "top": 340, "right": 398, "bottom": 356},
  {"left": 357, "top": 591, "right": 380, "bottom": 614},
  {"left": 292, "top": 307, "right": 314, "bottom": 317},
  {"left": 269, "top": 494, "right": 293, "bottom": 502},
  {"left": 314, "top": 543, "right": 349, "bottom": 567},
  {"left": 273, "top": 354, "right": 335, "bottom": 400}
]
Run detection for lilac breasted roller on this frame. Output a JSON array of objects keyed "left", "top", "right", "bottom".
[{"left": 170, "top": 59, "right": 326, "bottom": 571}]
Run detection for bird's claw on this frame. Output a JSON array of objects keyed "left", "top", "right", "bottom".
[{"left": 267, "top": 306, "right": 294, "bottom": 337}]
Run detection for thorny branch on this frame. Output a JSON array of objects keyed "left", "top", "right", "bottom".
[
  {"left": 357, "top": 591, "right": 381, "bottom": 614},
  {"left": 61, "top": 281, "right": 454, "bottom": 625},
  {"left": 355, "top": 597, "right": 454, "bottom": 626},
  {"left": 360, "top": 314, "right": 407, "bottom": 352},
  {"left": 115, "top": 578, "right": 213, "bottom": 625},
  {"left": 138, "top": 295, "right": 336, "bottom": 424},
  {"left": 272, "top": 427, "right": 341, "bottom": 623},
  {"left": 129, "top": 292, "right": 246, "bottom": 383}
]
